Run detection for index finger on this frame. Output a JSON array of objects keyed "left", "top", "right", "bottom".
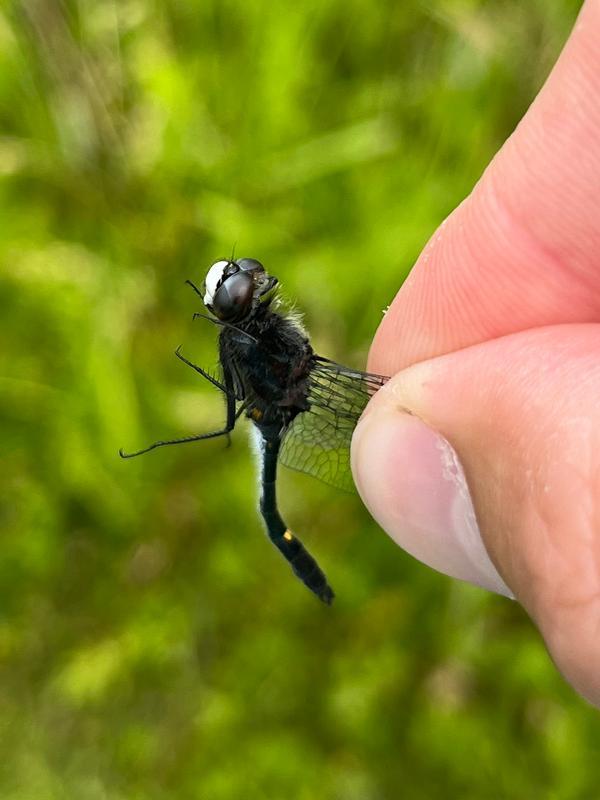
[{"left": 369, "top": 0, "right": 600, "bottom": 376}]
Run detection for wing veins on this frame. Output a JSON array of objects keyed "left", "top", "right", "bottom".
[{"left": 279, "top": 357, "right": 388, "bottom": 491}]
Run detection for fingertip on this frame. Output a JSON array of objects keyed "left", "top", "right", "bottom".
[{"left": 352, "top": 402, "right": 512, "bottom": 596}]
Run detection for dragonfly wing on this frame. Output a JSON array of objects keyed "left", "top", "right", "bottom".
[{"left": 279, "top": 357, "right": 388, "bottom": 492}]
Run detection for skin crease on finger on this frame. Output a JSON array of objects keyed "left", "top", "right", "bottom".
[{"left": 358, "top": 325, "right": 600, "bottom": 706}]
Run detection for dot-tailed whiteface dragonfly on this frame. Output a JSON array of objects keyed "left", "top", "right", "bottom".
[{"left": 120, "top": 258, "right": 388, "bottom": 604}]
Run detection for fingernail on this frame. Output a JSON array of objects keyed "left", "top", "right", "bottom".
[{"left": 352, "top": 408, "right": 512, "bottom": 597}]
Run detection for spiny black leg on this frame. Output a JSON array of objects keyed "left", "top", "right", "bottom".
[
  {"left": 192, "top": 311, "right": 219, "bottom": 325},
  {"left": 185, "top": 279, "right": 203, "bottom": 298},
  {"left": 259, "top": 436, "right": 334, "bottom": 605},
  {"left": 174, "top": 345, "right": 228, "bottom": 394},
  {"left": 120, "top": 373, "right": 239, "bottom": 459},
  {"left": 119, "top": 426, "right": 232, "bottom": 459},
  {"left": 192, "top": 312, "right": 258, "bottom": 343}
]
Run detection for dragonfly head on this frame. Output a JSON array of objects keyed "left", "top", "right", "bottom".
[{"left": 203, "top": 258, "right": 278, "bottom": 321}]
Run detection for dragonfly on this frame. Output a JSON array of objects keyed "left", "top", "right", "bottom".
[{"left": 120, "top": 258, "right": 388, "bottom": 604}]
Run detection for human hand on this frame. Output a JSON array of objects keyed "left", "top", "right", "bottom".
[{"left": 352, "top": 0, "right": 600, "bottom": 706}]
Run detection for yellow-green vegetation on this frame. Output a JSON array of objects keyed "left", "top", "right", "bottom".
[{"left": 0, "top": 1, "right": 593, "bottom": 798}]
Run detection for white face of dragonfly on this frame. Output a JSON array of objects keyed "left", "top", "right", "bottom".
[{"left": 203, "top": 260, "right": 229, "bottom": 306}]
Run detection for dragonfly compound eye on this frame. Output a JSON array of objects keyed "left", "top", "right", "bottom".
[
  {"left": 236, "top": 257, "right": 264, "bottom": 273},
  {"left": 211, "top": 271, "right": 255, "bottom": 321}
]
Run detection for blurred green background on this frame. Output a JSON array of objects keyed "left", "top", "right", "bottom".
[{"left": 1, "top": 1, "right": 596, "bottom": 798}]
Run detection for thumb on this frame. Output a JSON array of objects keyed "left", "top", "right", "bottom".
[{"left": 352, "top": 323, "right": 600, "bottom": 706}]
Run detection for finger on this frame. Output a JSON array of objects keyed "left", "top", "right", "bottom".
[
  {"left": 371, "top": 0, "right": 600, "bottom": 376},
  {"left": 353, "top": 323, "right": 600, "bottom": 706}
]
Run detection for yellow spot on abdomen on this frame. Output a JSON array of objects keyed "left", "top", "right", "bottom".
[{"left": 283, "top": 530, "right": 293, "bottom": 541}]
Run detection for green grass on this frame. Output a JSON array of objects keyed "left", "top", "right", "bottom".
[{"left": 0, "top": 1, "right": 593, "bottom": 798}]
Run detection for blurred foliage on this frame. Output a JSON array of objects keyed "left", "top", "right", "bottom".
[{"left": 0, "top": 0, "right": 595, "bottom": 798}]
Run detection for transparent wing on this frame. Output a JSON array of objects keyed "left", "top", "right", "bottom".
[{"left": 279, "top": 356, "right": 388, "bottom": 492}]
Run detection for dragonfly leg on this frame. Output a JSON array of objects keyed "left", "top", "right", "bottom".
[
  {"left": 259, "top": 436, "right": 334, "bottom": 605},
  {"left": 174, "top": 345, "right": 229, "bottom": 394},
  {"left": 119, "top": 382, "right": 239, "bottom": 459},
  {"left": 119, "top": 424, "right": 232, "bottom": 459},
  {"left": 185, "top": 279, "right": 203, "bottom": 298}
]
